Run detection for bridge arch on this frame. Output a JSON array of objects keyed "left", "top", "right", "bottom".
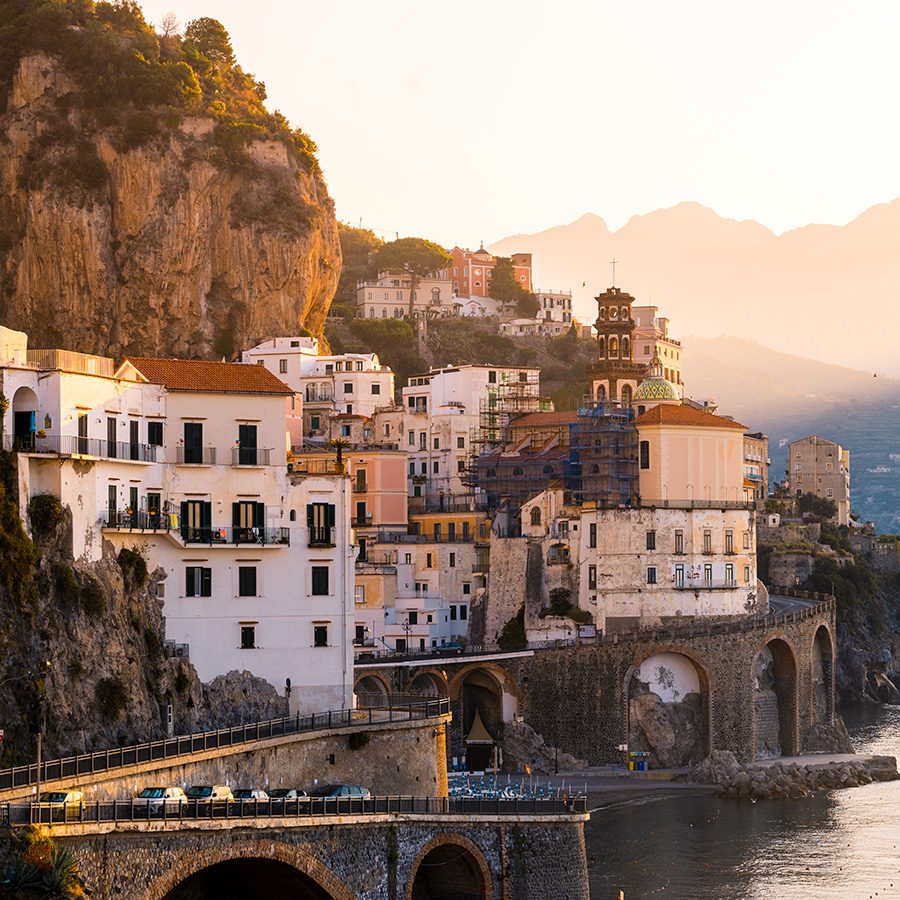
[
  {"left": 354, "top": 673, "right": 391, "bottom": 707},
  {"left": 407, "top": 668, "right": 450, "bottom": 699},
  {"left": 752, "top": 633, "right": 799, "bottom": 759},
  {"left": 811, "top": 623, "right": 835, "bottom": 724},
  {"left": 145, "top": 839, "right": 353, "bottom": 900},
  {"left": 623, "top": 645, "right": 712, "bottom": 768},
  {"left": 406, "top": 833, "right": 492, "bottom": 900}
]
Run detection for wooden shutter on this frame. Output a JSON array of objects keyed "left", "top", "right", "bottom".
[{"left": 201, "top": 568, "right": 212, "bottom": 597}]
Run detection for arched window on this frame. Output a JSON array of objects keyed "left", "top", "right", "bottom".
[
  {"left": 622, "top": 336, "right": 630, "bottom": 359},
  {"left": 542, "top": 465, "right": 554, "bottom": 475},
  {"left": 320, "top": 383, "right": 331, "bottom": 401},
  {"left": 591, "top": 464, "right": 600, "bottom": 474},
  {"left": 598, "top": 307, "right": 607, "bottom": 320},
  {"left": 431, "top": 288, "right": 441, "bottom": 305},
  {"left": 597, "top": 336, "right": 606, "bottom": 358},
  {"left": 513, "top": 466, "right": 524, "bottom": 476},
  {"left": 289, "top": 509, "right": 296, "bottom": 522},
  {"left": 305, "top": 384, "right": 316, "bottom": 402},
  {"left": 530, "top": 507, "right": 542, "bottom": 526},
  {"left": 620, "top": 306, "right": 628, "bottom": 319},
  {"left": 596, "top": 384, "right": 607, "bottom": 403},
  {"left": 487, "top": 468, "right": 497, "bottom": 478},
  {"left": 621, "top": 384, "right": 633, "bottom": 405},
  {"left": 369, "top": 307, "right": 375, "bottom": 318},
  {"left": 609, "top": 337, "right": 619, "bottom": 357},
  {"left": 381, "top": 307, "right": 387, "bottom": 318}
]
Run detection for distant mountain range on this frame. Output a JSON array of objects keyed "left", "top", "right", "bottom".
[
  {"left": 490, "top": 201, "right": 900, "bottom": 377},
  {"left": 682, "top": 336, "right": 900, "bottom": 534}
]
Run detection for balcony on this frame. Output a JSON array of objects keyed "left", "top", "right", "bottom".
[
  {"left": 308, "top": 526, "right": 336, "bottom": 548},
  {"left": 352, "top": 513, "right": 373, "bottom": 528},
  {"left": 101, "top": 511, "right": 170, "bottom": 532},
  {"left": 353, "top": 482, "right": 369, "bottom": 493},
  {"left": 232, "top": 447, "right": 272, "bottom": 466},
  {"left": 176, "top": 446, "right": 217, "bottom": 465},
  {"left": 5, "top": 433, "right": 159, "bottom": 462},
  {"left": 674, "top": 579, "right": 738, "bottom": 590},
  {"left": 289, "top": 458, "right": 345, "bottom": 476},
  {"left": 179, "top": 526, "right": 289, "bottom": 546}
]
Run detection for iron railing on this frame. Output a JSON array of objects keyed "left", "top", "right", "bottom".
[
  {"left": 0, "top": 700, "right": 451, "bottom": 792},
  {"left": 231, "top": 448, "right": 273, "bottom": 466},
  {"left": 3, "top": 434, "right": 158, "bottom": 461},
  {"left": 179, "top": 526, "right": 290, "bottom": 546},
  {"left": 101, "top": 511, "right": 169, "bottom": 532},
  {"left": 0, "top": 794, "right": 587, "bottom": 827},
  {"left": 308, "top": 526, "right": 335, "bottom": 548},
  {"left": 175, "top": 446, "right": 217, "bottom": 465}
]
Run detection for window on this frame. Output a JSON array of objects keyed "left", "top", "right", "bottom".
[
  {"left": 240, "top": 625, "right": 256, "bottom": 649},
  {"left": 675, "top": 530, "right": 684, "bottom": 554},
  {"left": 646, "top": 530, "right": 656, "bottom": 551},
  {"left": 354, "top": 585, "right": 365, "bottom": 604},
  {"left": 341, "top": 425, "right": 351, "bottom": 437},
  {"left": 396, "top": 638, "right": 407, "bottom": 653},
  {"left": 457, "top": 460, "right": 465, "bottom": 472},
  {"left": 588, "top": 565, "right": 597, "bottom": 590},
  {"left": 725, "top": 530, "right": 734, "bottom": 554},
  {"left": 307, "top": 503, "right": 335, "bottom": 545},
  {"left": 183, "top": 421, "right": 203, "bottom": 464},
  {"left": 460, "top": 605, "right": 467, "bottom": 620},
  {"left": 186, "top": 566, "right": 211, "bottom": 597},
  {"left": 450, "top": 605, "right": 457, "bottom": 621},
  {"left": 675, "top": 564, "right": 685, "bottom": 588},
  {"left": 408, "top": 611, "right": 418, "bottom": 625},
  {"left": 448, "top": 522, "right": 456, "bottom": 540},
  {"left": 639, "top": 441, "right": 650, "bottom": 469},
  {"left": 457, "top": 436, "right": 465, "bottom": 449},
  {"left": 420, "top": 462, "right": 427, "bottom": 475},
  {"left": 238, "top": 567, "right": 257, "bottom": 597},
  {"left": 344, "top": 382, "right": 353, "bottom": 394},
  {"left": 488, "top": 370, "right": 497, "bottom": 383},
  {"left": 589, "top": 523, "right": 597, "bottom": 548},
  {"left": 463, "top": 582, "right": 471, "bottom": 595},
  {"left": 408, "top": 462, "right": 415, "bottom": 476},
  {"left": 404, "top": 553, "right": 412, "bottom": 565},
  {"left": 432, "top": 460, "right": 439, "bottom": 474},
  {"left": 433, "top": 524, "right": 442, "bottom": 540},
  {"left": 311, "top": 566, "right": 329, "bottom": 595},
  {"left": 314, "top": 625, "right": 328, "bottom": 647},
  {"left": 703, "top": 530, "right": 712, "bottom": 554},
  {"left": 744, "top": 565, "right": 751, "bottom": 583},
  {"left": 419, "top": 433, "right": 427, "bottom": 450},
  {"left": 310, "top": 415, "right": 320, "bottom": 431},
  {"left": 355, "top": 625, "right": 366, "bottom": 644},
  {"left": 449, "top": 552, "right": 456, "bottom": 568},
  {"left": 725, "top": 563, "right": 735, "bottom": 586},
  {"left": 279, "top": 359, "right": 287, "bottom": 374},
  {"left": 408, "top": 431, "right": 415, "bottom": 446},
  {"left": 646, "top": 566, "right": 657, "bottom": 585},
  {"left": 743, "top": 530, "right": 750, "bottom": 550},
  {"left": 703, "top": 564, "right": 713, "bottom": 586},
  {"left": 147, "top": 421, "right": 163, "bottom": 446},
  {"left": 530, "top": 507, "right": 542, "bottom": 526},
  {"left": 426, "top": 553, "right": 433, "bottom": 568}
]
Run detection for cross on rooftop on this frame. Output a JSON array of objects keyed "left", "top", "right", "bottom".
[{"left": 610, "top": 258, "right": 618, "bottom": 286}]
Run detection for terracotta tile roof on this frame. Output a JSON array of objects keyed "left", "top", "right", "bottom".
[
  {"left": 122, "top": 358, "right": 293, "bottom": 395},
  {"left": 510, "top": 411, "right": 579, "bottom": 428},
  {"left": 633, "top": 404, "right": 747, "bottom": 430}
]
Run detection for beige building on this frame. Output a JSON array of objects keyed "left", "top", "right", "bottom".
[
  {"left": 632, "top": 305, "right": 684, "bottom": 395},
  {"left": 357, "top": 272, "right": 456, "bottom": 320},
  {"left": 787, "top": 435, "right": 851, "bottom": 525}
]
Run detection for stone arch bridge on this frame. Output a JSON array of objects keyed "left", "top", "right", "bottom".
[{"left": 357, "top": 594, "right": 838, "bottom": 766}]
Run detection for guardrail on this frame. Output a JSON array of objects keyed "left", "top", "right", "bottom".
[
  {"left": 0, "top": 794, "right": 587, "bottom": 827},
  {"left": 0, "top": 700, "right": 451, "bottom": 792}
]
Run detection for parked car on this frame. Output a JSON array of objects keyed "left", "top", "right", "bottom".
[
  {"left": 267, "top": 788, "right": 308, "bottom": 800},
  {"left": 307, "top": 784, "right": 371, "bottom": 799},
  {"left": 439, "top": 642, "right": 464, "bottom": 655},
  {"left": 232, "top": 789, "right": 269, "bottom": 801},
  {"left": 134, "top": 786, "right": 186, "bottom": 815},
  {"left": 185, "top": 785, "right": 233, "bottom": 802},
  {"left": 36, "top": 790, "right": 84, "bottom": 821}
]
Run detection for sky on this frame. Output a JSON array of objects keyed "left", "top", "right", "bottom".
[{"left": 139, "top": 0, "right": 900, "bottom": 247}]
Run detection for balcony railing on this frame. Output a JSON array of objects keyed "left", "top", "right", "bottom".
[
  {"left": 231, "top": 447, "right": 272, "bottom": 466},
  {"left": 639, "top": 498, "right": 756, "bottom": 510},
  {"left": 176, "top": 446, "right": 217, "bottom": 465},
  {"left": 4, "top": 434, "right": 159, "bottom": 462},
  {"left": 353, "top": 483, "right": 368, "bottom": 493},
  {"left": 102, "top": 511, "right": 170, "bottom": 532},
  {"left": 373, "top": 529, "right": 474, "bottom": 544},
  {"left": 674, "top": 579, "right": 739, "bottom": 590},
  {"left": 289, "top": 458, "right": 345, "bottom": 476},
  {"left": 352, "top": 513, "right": 373, "bottom": 527},
  {"left": 308, "top": 526, "right": 335, "bottom": 548},
  {"left": 180, "top": 526, "right": 290, "bottom": 546}
]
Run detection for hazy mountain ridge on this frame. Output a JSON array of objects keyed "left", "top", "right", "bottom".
[
  {"left": 490, "top": 200, "right": 900, "bottom": 376},
  {"left": 682, "top": 336, "right": 900, "bottom": 533}
]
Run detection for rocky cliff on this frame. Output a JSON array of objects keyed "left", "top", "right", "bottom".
[{"left": 0, "top": 13, "right": 339, "bottom": 359}]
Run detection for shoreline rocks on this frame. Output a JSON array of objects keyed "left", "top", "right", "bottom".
[{"left": 686, "top": 749, "right": 899, "bottom": 800}]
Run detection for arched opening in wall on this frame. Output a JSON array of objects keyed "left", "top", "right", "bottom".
[
  {"left": 12, "top": 386, "right": 38, "bottom": 448},
  {"left": 409, "top": 841, "right": 488, "bottom": 900},
  {"left": 596, "top": 384, "right": 606, "bottom": 403},
  {"left": 530, "top": 506, "right": 542, "bottom": 526},
  {"left": 408, "top": 670, "right": 448, "bottom": 699},
  {"left": 354, "top": 674, "right": 390, "bottom": 708},
  {"left": 163, "top": 858, "right": 331, "bottom": 899},
  {"left": 458, "top": 668, "right": 503, "bottom": 771},
  {"left": 753, "top": 638, "right": 798, "bottom": 759},
  {"left": 811, "top": 626, "right": 834, "bottom": 724},
  {"left": 627, "top": 652, "right": 709, "bottom": 767},
  {"left": 620, "top": 384, "right": 633, "bottom": 406}
]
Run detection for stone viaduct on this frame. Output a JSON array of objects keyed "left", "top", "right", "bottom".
[
  {"left": 9, "top": 813, "right": 590, "bottom": 899},
  {"left": 356, "top": 594, "right": 838, "bottom": 766}
]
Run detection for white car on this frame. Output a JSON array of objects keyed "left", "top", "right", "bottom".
[
  {"left": 134, "top": 786, "right": 187, "bottom": 814},
  {"left": 232, "top": 788, "right": 269, "bottom": 801},
  {"left": 36, "top": 790, "right": 84, "bottom": 821},
  {"left": 267, "top": 788, "right": 308, "bottom": 800}
]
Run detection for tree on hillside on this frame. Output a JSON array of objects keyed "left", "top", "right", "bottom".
[
  {"left": 375, "top": 237, "right": 451, "bottom": 320},
  {"left": 158, "top": 12, "right": 180, "bottom": 37},
  {"left": 184, "top": 17, "right": 234, "bottom": 66},
  {"left": 333, "top": 223, "right": 383, "bottom": 317},
  {"left": 488, "top": 256, "right": 538, "bottom": 318}
]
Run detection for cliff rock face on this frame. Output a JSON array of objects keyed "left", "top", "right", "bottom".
[{"left": 0, "top": 53, "right": 340, "bottom": 359}]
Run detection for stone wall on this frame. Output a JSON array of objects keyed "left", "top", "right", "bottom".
[
  {"left": 0, "top": 716, "right": 449, "bottom": 804},
  {"left": 51, "top": 816, "right": 589, "bottom": 900}
]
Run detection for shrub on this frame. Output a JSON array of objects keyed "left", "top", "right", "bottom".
[
  {"left": 498, "top": 606, "right": 526, "bottom": 651},
  {"left": 52, "top": 561, "right": 80, "bottom": 606},
  {"left": 79, "top": 575, "right": 105, "bottom": 617},
  {"left": 28, "top": 493, "right": 64, "bottom": 537},
  {"left": 348, "top": 731, "right": 371, "bottom": 752},
  {"left": 118, "top": 546, "right": 148, "bottom": 591},
  {"left": 548, "top": 588, "right": 571, "bottom": 617},
  {"left": 566, "top": 605, "right": 593, "bottom": 625},
  {"left": 96, "top": 676, "right": 129, "bottom": 720}
]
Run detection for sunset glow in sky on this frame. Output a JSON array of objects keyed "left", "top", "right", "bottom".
[{"left": 140, "top": 0, "right": 900, "bottom": 246}]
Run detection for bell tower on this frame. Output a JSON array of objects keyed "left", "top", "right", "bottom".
[{"left": 586, "top": 285, "right": 647, "bottom": 405}]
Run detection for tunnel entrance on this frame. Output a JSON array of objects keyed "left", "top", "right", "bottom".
[
  {"left": 164, "top": 858, "right": 331, "bottom": 900},
  {"left": 410, "top": 842, "right": 487, "bottom": 900},
  {"left": 459, "top": 669, "right": 503, "bottom": 771}
]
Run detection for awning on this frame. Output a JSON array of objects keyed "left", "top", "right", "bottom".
[{"left": 465, "top": 709, "right": 494, "bottom": 745}]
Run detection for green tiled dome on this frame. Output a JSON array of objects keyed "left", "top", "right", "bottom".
[{"left": 633, "top": 376, "right": 679, "bottom": 402}]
